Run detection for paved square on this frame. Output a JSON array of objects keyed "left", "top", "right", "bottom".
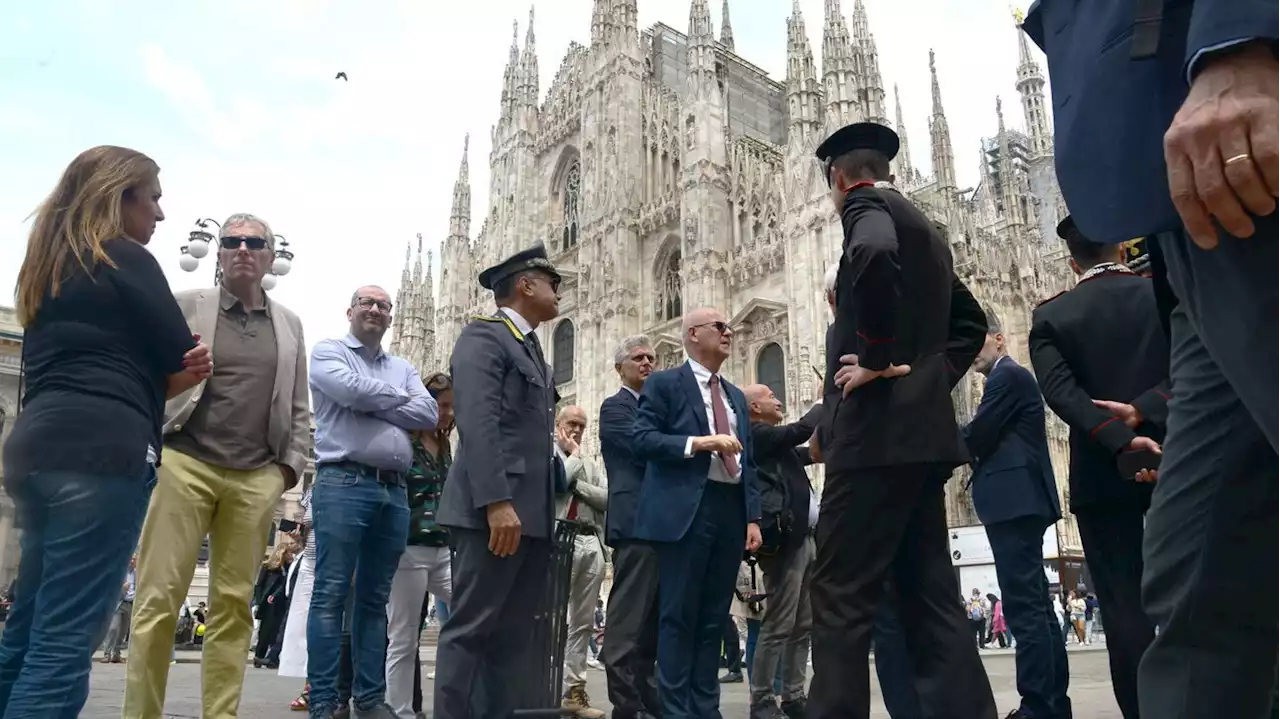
[{"left": 83, "top": 645, "right": 1120, "bottom": 717}]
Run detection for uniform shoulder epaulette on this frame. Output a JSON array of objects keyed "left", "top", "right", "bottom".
[
  {"left": 1035, "top": 290, "right": 1068, "bottom": 309},
  {"left": 469, "top": 313, "right": 525, "bottom": 341}
]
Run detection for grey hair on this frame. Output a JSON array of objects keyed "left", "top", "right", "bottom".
[
  {"left": 984, "top": 307, "right": 1003, "bottom": 335},
  {"left": 220, "top": 212, "right": 275, "bottom": 249},
  {"left": 613, "top": 334, "right": 653, "bottom": 366},
  {"left": 824, "top": 263, "right": 840, "bottom": 294}
]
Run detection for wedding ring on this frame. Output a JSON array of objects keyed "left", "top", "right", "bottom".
[{"left": 1224, "top": 153, "right": 1252, "bottom": 165}]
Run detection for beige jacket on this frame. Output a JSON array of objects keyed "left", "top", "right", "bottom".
[
  {"left": 555, "top": 448, "right": 609, "bottom": 540},
  {"left": 162, "top": 288, "right": 311, "bottom": 488}
]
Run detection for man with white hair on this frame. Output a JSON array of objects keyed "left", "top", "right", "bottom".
[
  {"left": 125, "top": 213, "right": 312, "bottom": 718},
  {"left": 599, "top": 335, "right": 661, "bottom": 719}
]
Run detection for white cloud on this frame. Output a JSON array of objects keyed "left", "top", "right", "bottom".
[{"left": 1, "top": 0, "right": 1050, "bottom": 357}]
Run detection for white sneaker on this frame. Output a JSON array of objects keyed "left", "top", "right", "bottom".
[
  {"left": 586, "top": 658, "right": 603, "bottom": 670},
  {"left": 427, "top": 671, "right": 436, "bottom": 680}
]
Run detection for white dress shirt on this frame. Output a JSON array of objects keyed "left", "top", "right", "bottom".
[
  {"left": 501, "top": 307, "right": 534, "bottom": 337},
  {"left": 680, "top": 359, "right": 741, "bottom": 485}
]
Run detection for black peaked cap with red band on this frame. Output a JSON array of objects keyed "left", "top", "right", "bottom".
[{"left": 815, "top": 122, "right": 901, "bottom": 167}]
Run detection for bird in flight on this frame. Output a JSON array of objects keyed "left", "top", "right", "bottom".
[{"left": 335, "top": 72, "right": 348, "bottom": 81}]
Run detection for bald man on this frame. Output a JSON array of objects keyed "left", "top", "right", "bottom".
[
  {"left": 553, "top": 405, "right": 609, "bottom": 717},
  {"left": 305, "top": 284, "right": 438, "bottom": 718},
  {"left": 740, "top": 384, "right": 823, "bottom": 715},
  {"left": 632, "top": 307, "right": 763, "bottom": 718}
]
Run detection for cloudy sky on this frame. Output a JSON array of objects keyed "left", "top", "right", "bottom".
[{"left": 0, "top": 0, "right": 1048, "bottom": 348}]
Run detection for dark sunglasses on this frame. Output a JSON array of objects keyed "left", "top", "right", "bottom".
[
  {"left": 220, "top": 236, "right": 269, "bottom": 251},
  {"left": 525, "top": 273, "right": 562, "bottom": 293},
  {"left": 693, "top": 321, "right": 730, "bottom": 334}
]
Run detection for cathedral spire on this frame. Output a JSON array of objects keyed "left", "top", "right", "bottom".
[
  {"left": 499, "top": 19, "right": 521, "bottom": 128},
  {"left": 1014, "top": 9, "right": 1052, "bottom": 157},
  {"left": 686, "top": 0, "right": 718, "bottom": 99},
  {"left": 928, "top": 49, "right": 957, "bottom": 191},
  {"left": 449, "top": 135, "right": 471, "bottom": 242},
  {"left": 520, "top": 6, "right": 539, "bottom": 107},
  {"left": 848, "top": 0, "right": 887, "bottom": 125},
  {"left": 996, "top": 96, "right": 1023, "bottom": 230},
  {"left": 892, "top": 83, "right": 914, "bottom": 182},
  {"left": 785, "top": 0, "right": 821, "bottom": 139},
  {"left": 821, "top": 0, "right": 859, "bottom": 128},
  {"left": 720, "top": 0, "right": 734, "bottom": 52}
]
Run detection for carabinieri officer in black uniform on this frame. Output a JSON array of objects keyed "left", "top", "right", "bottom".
[
  {"left": 1028, "top": 215, "right": 1169, "bottom": 719},
  {"left": 808, "top": 122, "right": 996, "bottom": 719},
  {"left": 434, "top": 244, "right": 562, "bottom": 719}
]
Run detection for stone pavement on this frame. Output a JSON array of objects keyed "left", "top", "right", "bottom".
[{"left": 83, "top": 644, "right": 1119, "bottom": 718}]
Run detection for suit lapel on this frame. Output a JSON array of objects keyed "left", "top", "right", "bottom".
[
  {"left": 194, "top": 290, "right": 219, "bottom": 353},
  {"left": 496, "top": 311, "right": 547, "bottom": 382},
  {"left": 678, "top": 363, "right": 712, "bottom": 435},
  {"left": 267, "top": 297, "right": 292, "bottom": 405}
]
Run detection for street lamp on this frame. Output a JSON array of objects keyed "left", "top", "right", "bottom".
[{"left": 179, "top": 219, "right": 296, "bottom": 289}]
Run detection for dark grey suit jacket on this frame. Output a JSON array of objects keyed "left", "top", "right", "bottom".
[{"left": 437, "top": 312, "right": 557, "bottom": 539}]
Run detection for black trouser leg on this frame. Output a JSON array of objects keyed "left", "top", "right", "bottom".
[
  {"left": 602, "top": 540, "right": 662, "bottom": 717},
  {"left": 412, "top": 588, "right": 430, "bottom": 714},
  {"left": 809, "top": 464, "right": 996, "bottom": 719},
  {"left": 1075, "top": 506, "right": 1153, "bottom": 719},
  {"left": 722, "top": 616, "right": 742, "bottom": 670}
]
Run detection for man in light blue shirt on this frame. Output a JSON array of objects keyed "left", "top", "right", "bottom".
[{"left": 306, "top": 285, "right": 437, "bottom": 719}]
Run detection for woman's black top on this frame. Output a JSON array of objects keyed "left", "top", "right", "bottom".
[{"left": 2, "top": 238, "right": 196, "bottom": 481}]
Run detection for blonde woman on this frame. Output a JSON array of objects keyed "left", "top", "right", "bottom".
[
  {"left": 0, "top": 146, "right": 208, "bottom": 716},
  {"left": 253, "top": 542, "right": 295, "bottom": 668}
]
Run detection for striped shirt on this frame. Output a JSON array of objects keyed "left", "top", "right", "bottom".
[{"left": 300, "top": 490, "right": 316, "bottom": 563}]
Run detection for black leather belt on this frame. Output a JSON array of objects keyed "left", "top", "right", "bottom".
[
  {"left": 319, "top": 460, "right": 406, "bottom": 486},
  {"left": 575, "top": 525, "right": 598, "bottom": 537}
]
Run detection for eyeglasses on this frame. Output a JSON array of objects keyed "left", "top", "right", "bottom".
[
  {"left": 629, "top": 352, "right": 656, "bottom": 364},
  {"left": 220, "top": 236, "right": 269, "bottom": 251},
  {"left": 693, "top": 321, "right": 730, "bottom": 334},
  {"left": 354, "top": 297, "right": 393, "bottom": 312}
]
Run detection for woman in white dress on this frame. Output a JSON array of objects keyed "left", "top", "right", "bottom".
[{"left": 279, "top": 491, "right": 314, "bottom": 708}]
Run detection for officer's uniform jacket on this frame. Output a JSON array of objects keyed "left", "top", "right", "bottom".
[
  {"left": 437, "top": 309, "right": 558, "bottom": 539},
  {"left": 824, "top": 183, "right": 989, "bottom": 473},
  {"left": 1028, "top": 267, "right": 1170, "bottom": 513}
]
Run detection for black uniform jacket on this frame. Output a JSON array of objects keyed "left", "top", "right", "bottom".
[
  {"left": 824, "top": 184, "right": 988, "bottom": 473},
  {"left": 1028, "top": 269, "right": 1170, "bottom": 512}
]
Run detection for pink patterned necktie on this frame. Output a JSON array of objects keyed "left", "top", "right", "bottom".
[{"left": 707, "top": 374, "right": 740, "bottom": 476}]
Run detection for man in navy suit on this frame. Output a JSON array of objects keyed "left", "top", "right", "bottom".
[
  {"left": 632, "top": 307, "right": 763, "bottom": 719},
  {"left": 963, "top": 311, "right": 1069, "bottom": 719},
  {"left": 599, "top": 335, "right": 660, "bottom": 719},
  {"left": 1022, "top": 4, "right": 1277, "bottom": 715}
]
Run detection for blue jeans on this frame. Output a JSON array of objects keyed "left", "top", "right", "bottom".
[
  {"left": 306, "top": 467, "right": 408, "bottom": 717},
  {"left": 0, "top": 467, "right": 156, "bottom": 718},
  {"left": 435, "top": 597, "right": 450, "bottom": 625},
  {"left": 744, "top": 618, "right": 783, "bottom": 695}
]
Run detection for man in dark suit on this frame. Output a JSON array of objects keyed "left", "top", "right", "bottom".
[
  {"left": 434, "top": 244, "right": 561, "bottom": 719},
  {"left": 598, "top": 335, "right": 661, "bottom": 719},
  {"left": 1028, "top": 216, "right": 1170, "bottom": 719},
  {"left": 631, "top": 306, "right": 763, "bottom": 719},
  {"left": 811, "top": 122, "right": 995, "bottom": 719},
  {"left": 1021, "top": 6, "right": 1277, "bottom": 714},
  {"left": 740, "top": 383, "right": 822, "bottom": 719},
  {"left": 963, "top": 311, "right": 1068, "bottom": 719}
]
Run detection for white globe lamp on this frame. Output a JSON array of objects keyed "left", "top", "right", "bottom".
[
  {"left": 188, "top": 236, "right": 210, "bottom": 259},
  {"left": 261, "top": 273, "right": 279, "bottom": 291},
  {"left": 179, "top": 249, "right": 200, "bottom": 272},
  {"left": 271, "top": 255, "right": 292, "bottom": 276}
]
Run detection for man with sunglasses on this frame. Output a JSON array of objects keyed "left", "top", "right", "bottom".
[
  {"left": 126, "top": 213, "right": 314, "bottom": 718},
  {"left": 808, "top": 123, "right": 995, "bottom": 719},
  {"left": 434, "top": 243, "right": 563, "bottom": 719}
]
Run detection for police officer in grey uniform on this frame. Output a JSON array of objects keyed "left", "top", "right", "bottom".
[{"left": 433, "top": 244, "right": 562, "bottom": 719}]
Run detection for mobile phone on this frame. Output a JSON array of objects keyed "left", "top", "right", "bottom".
[
  {"left": 278, "top": 519, "right": 298, "bottom": 533},
  {"left": 1117, "top": 449, "right": 1161, "bottom": 479}
]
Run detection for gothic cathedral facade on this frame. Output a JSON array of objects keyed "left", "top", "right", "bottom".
[{"left": 389, "top": 0, "right": 1082, "bottom": 552}]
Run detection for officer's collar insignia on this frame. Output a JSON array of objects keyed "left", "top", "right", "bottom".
[{"left": 471, "top": 313, "right": 526, "bottom": 342}]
